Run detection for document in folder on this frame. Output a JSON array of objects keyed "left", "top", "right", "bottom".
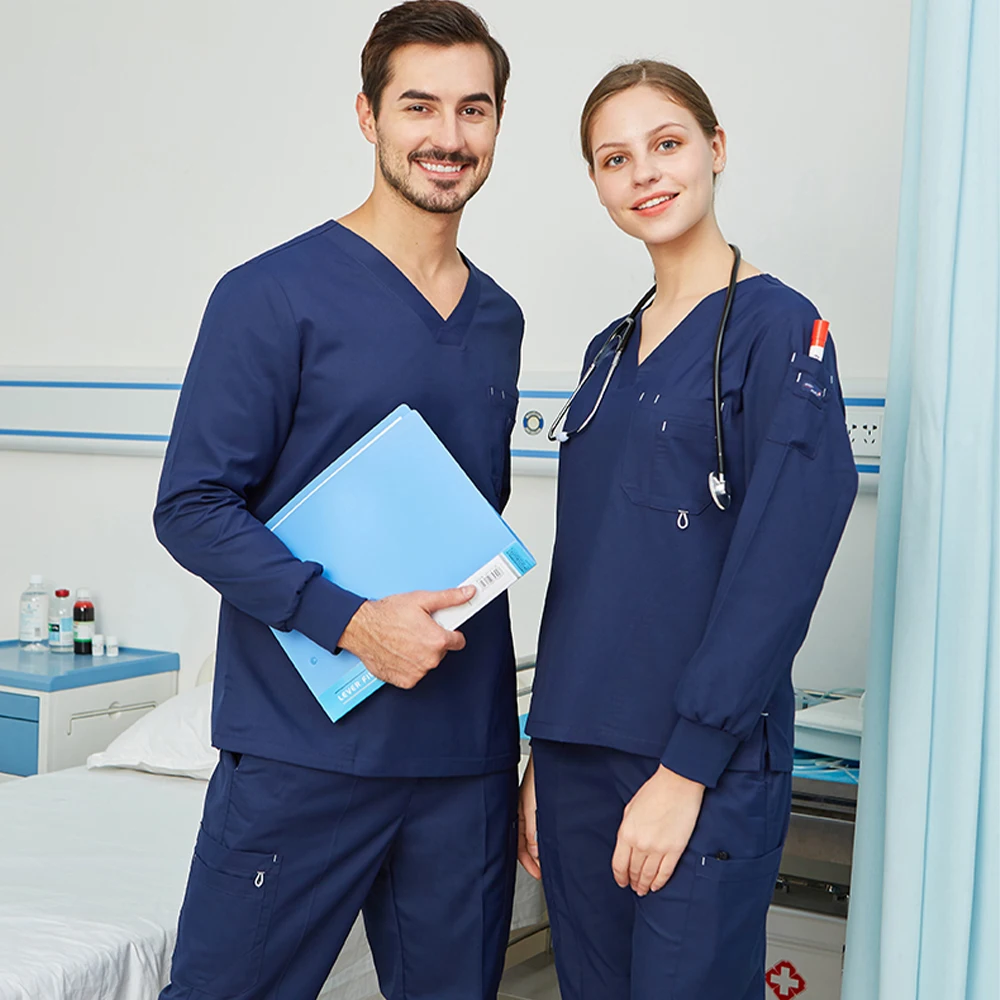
[{"left": 266, "top": 404, "right": 535, "bottom": 723}]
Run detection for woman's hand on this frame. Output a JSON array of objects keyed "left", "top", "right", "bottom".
[
  {"left": 517, "top": 752, "right": 541, "bottom": 880},
  {"left": 612, "top": 765, "right": 705, "bottom": 896}
]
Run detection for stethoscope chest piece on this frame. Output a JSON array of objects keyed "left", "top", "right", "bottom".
[{"left": 708, "top": 472, "right": 731, "bottom": 511}]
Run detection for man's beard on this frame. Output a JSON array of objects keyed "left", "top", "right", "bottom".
[{"left": 377, "top": 143, "right": 492, "bottom": 214}]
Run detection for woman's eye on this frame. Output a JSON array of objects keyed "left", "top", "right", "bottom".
[
  {"left": 605, "top": 154, "right": 627, "bottom": 167},
  {"left": 659, "top": 139, "right": 679, "bottom": 151}
]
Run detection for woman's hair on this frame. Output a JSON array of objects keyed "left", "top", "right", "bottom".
[
  {"left": 580, "top": 60, "right": 719, "bottom": 167},
  {"left": 361, "top": 1, "right": 510, "bottom": 117}
]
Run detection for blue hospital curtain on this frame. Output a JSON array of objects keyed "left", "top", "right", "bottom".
[{"left": 841, "top": 0, "right": 999, "bottom": 996}]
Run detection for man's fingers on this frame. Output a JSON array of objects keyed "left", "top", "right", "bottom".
[
  {"left": 441, "top": 627, "right": 467, "bottom": 652},
  {"left": 611, "top": 837, "right": 631, "bottom": 888},
  {"left": 649, "top": 853, "right": 678, "bottom": 893},
  {"left": 420, "top": 585, "right": 476, "bottom": 613}
]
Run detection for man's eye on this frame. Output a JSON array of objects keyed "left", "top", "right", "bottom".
[
  {"left": 408, "top": 105, "right": 428, "bottom": 113},
  {"left": 461, "top": 106, "right": 485, "bottom": 116}
]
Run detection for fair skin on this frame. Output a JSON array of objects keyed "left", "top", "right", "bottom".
[
  {"left": 337, "top": 41, "right": 504, "bottom": 684},
  {"left": 518, "top": 84, "right": 761, "bottom": 897}
]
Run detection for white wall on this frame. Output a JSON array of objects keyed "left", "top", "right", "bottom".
[{"left": 0, "top": 0, "right": 910, "bottom": 689}]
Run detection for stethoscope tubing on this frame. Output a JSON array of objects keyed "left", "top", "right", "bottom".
[{"left": 549, "top": 245, "right": 742, "bottom": 511}]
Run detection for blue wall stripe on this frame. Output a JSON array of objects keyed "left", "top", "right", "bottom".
[
  {"left": 856, "top": 463, "right": 880, "bottom": 475},
  {"left": 0, "top": 380, "right": 182, "bottom": 391},
  {"left": 0, "top": 429, "right": 170, "bottom": 442},
  {"left": 843, "top": 397, "right": 886, "bottom": 407}
]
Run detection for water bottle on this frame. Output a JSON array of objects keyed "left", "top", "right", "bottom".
[{"left": 18, "top": 575, "right": 49, "bottom": 651}]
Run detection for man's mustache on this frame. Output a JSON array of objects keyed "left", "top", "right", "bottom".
[{"left": 408, "top": 148, "right": 479, "bottom": 167}]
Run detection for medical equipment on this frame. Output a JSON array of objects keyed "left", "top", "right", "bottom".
[{"left": 548, "top": 245, "right": 743, "bottom": 511}]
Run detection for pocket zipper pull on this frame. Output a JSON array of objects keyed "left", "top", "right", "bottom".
[
  {"left": 677, "top": 510, "right": 690, "bottom": 530},
  {"left": 255, "top": 871, "right": 265, "bottom": 888}
]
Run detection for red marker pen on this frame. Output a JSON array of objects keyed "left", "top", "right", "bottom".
[{"left": 809, "top": 320, "right": 830, "bottom": 362}]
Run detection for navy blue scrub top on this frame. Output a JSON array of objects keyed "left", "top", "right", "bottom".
[
  {"left": 526, "top": 275, "right": 858, "bottom": 788},
  {"left": 155, "top": 221, "right": 524, "bottom": 777}
]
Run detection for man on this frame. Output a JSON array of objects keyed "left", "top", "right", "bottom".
[{"left": 155, "top": 4, "right": 522, "bottom": 998}]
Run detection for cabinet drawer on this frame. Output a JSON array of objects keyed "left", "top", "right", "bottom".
[
  {"left": 0, "top": 716, "right": 39, "bottom": 776},
  {"left": 0, "top": 691, "right": 40, "bottom": 722}
]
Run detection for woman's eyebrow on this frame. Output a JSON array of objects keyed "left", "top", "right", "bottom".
[{"left": 594, "top": 121, "right": 689, "bottom": 155}]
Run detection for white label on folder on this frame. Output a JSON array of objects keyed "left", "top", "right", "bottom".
[{"left": 432, "top": 551, "right": 521, "bottom": 631}]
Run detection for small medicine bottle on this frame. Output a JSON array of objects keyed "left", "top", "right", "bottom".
[
  {"left": 105, "top": 635, "right": 120, "bottom": 657},
  {"left": 73, "top": 590, "right": 95, "bottom": 655},
  {"left": 48, "top": 588, "right": 75, "bottom": 653}
]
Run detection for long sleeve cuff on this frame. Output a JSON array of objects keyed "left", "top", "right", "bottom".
[
  {"left": 286, "top": 573, "right": 366, "bottom": 656},
  {"left": 660, "top": 716, "right": 741, "bottom": 789}
]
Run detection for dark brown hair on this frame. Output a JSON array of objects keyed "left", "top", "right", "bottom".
[
  {"left": 580, "top": 61, "right": 719, "bottom": 167},
  {"left": 361, "top": 1, "right": 510, "bottom": 117}
]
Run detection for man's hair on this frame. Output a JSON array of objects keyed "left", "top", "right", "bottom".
[{"left": 361, "top": 1, "right": 510, "bottom": 117}]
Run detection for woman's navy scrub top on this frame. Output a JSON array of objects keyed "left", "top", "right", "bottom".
[
  {"left": 155, "top": 221, "right": 524, "bottom": 778},
  {"left": 526, "top": 275, "right": 858, "bottom": 788}
]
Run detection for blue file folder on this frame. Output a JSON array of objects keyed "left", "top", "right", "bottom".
[{"left": 266, "top": 404, "right": 535, "bottom": 722}]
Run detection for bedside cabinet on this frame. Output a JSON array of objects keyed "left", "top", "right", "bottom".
[{"left": 0, "top": 642, "right": 179, "bottom": 779}]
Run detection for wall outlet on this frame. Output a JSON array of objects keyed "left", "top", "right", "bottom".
[{"left": 846, "top": 409, "right": 882, "bottom": 458}]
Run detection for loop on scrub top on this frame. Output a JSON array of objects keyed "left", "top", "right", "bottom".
[
  {"left": 677, "top": 510, "right": 690, "bottom": 530},
  {"left": 255, "top": 872, "right": 265, "bottom": 888}
]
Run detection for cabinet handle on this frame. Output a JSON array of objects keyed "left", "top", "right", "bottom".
[{"left": 66, "top": 700, "right": 158, "bottom": 735}]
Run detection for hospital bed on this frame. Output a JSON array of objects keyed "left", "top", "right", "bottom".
[{"left": 0, "top": 660, "right": 547, "bottom": 1000}]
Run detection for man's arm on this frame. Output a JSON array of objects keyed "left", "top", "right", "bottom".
[{"left": 155, "top": 263, "right": 472, "bottom": 678}]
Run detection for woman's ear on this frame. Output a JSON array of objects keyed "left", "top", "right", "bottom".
[
  {"left": 711, "top": 125, "right": 728, "bottom": 176},
  {"left": 589, "top": 165, "right": 606, "bottom": 207}
]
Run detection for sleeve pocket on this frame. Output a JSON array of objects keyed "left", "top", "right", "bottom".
[
  {"left": 170, "top": 824, "right": 281, "bottom": 996},
  {"left": 766, "top": 354, "right": 833, "bottom": 459}
]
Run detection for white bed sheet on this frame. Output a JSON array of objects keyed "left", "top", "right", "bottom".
[{"left": 0, "top": 766, "right": 545, "bottom": 1000}]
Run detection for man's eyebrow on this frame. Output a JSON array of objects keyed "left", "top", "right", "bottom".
[
  {"left": 593, "top": 121, "right": 689, "bottom": 155},
  {"left": 397, "top": 89, "right": 494, "bottom": 106}
]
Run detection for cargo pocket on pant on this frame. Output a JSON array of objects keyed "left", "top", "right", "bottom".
[
  {"left": 171, "top": 824, "right": 281, "bottom": 997},
  {"left": 670, "top": 841, "right": 783, "bottom": 999}
]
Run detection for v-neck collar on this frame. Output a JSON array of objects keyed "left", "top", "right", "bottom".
[
  {"left": 325, "top": 221, "right": 481, "bottom": 347},
  {"left": 630, "top": 273, "right": 769, "bottom": 373}
]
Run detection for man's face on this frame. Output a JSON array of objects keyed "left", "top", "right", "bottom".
[{"left": 364, "top": 43, "right": 500, "bottom": 214}]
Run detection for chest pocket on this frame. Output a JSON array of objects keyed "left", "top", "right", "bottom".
[
  {"left": 621, "top": 395, "right": 718, "bottom": 524},
  {"left": 489, "top": 385, "right": 519, "bottom": 497}
]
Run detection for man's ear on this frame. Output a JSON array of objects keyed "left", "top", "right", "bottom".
[{"left": 357, "top": 92, "right": 378, "bottom": 146}]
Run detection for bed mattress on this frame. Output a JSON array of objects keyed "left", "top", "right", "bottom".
[{"left": 0, "top": 766, "right": 545, "bottom": 1000}]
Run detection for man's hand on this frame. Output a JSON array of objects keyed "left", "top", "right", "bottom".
[
  {"left": 611, "top": 765, "right": 705, "bottom": 896},
  {"left": 517, "top": 752, "right": 541, "bottom": 880},
  {"left": 338, "top": 586, "right": 475, "bottom": 689}
]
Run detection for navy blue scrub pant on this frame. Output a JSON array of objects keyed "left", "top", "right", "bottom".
[
  {"left": 532, "top": 740, "right": 791, "bottom": 1000},
  {"left": 159, "top": 751, "right": 518, "bottom": 1000}
]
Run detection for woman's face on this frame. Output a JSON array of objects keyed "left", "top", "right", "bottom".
[{"left": 588, "top": 85, "right": 725, "bottom": 247}]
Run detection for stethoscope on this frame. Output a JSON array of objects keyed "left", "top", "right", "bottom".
[{"left": 548, "top": 245, "right": 742, "bottom": 512}]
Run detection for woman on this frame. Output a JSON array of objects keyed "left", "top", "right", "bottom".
[{"left": 519, "top": 62, "right": 858, "bottom": 999}]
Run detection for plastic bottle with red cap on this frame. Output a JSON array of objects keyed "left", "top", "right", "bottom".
[{"left": 48, "top": 588, "right": 74, "bottom": 653}]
